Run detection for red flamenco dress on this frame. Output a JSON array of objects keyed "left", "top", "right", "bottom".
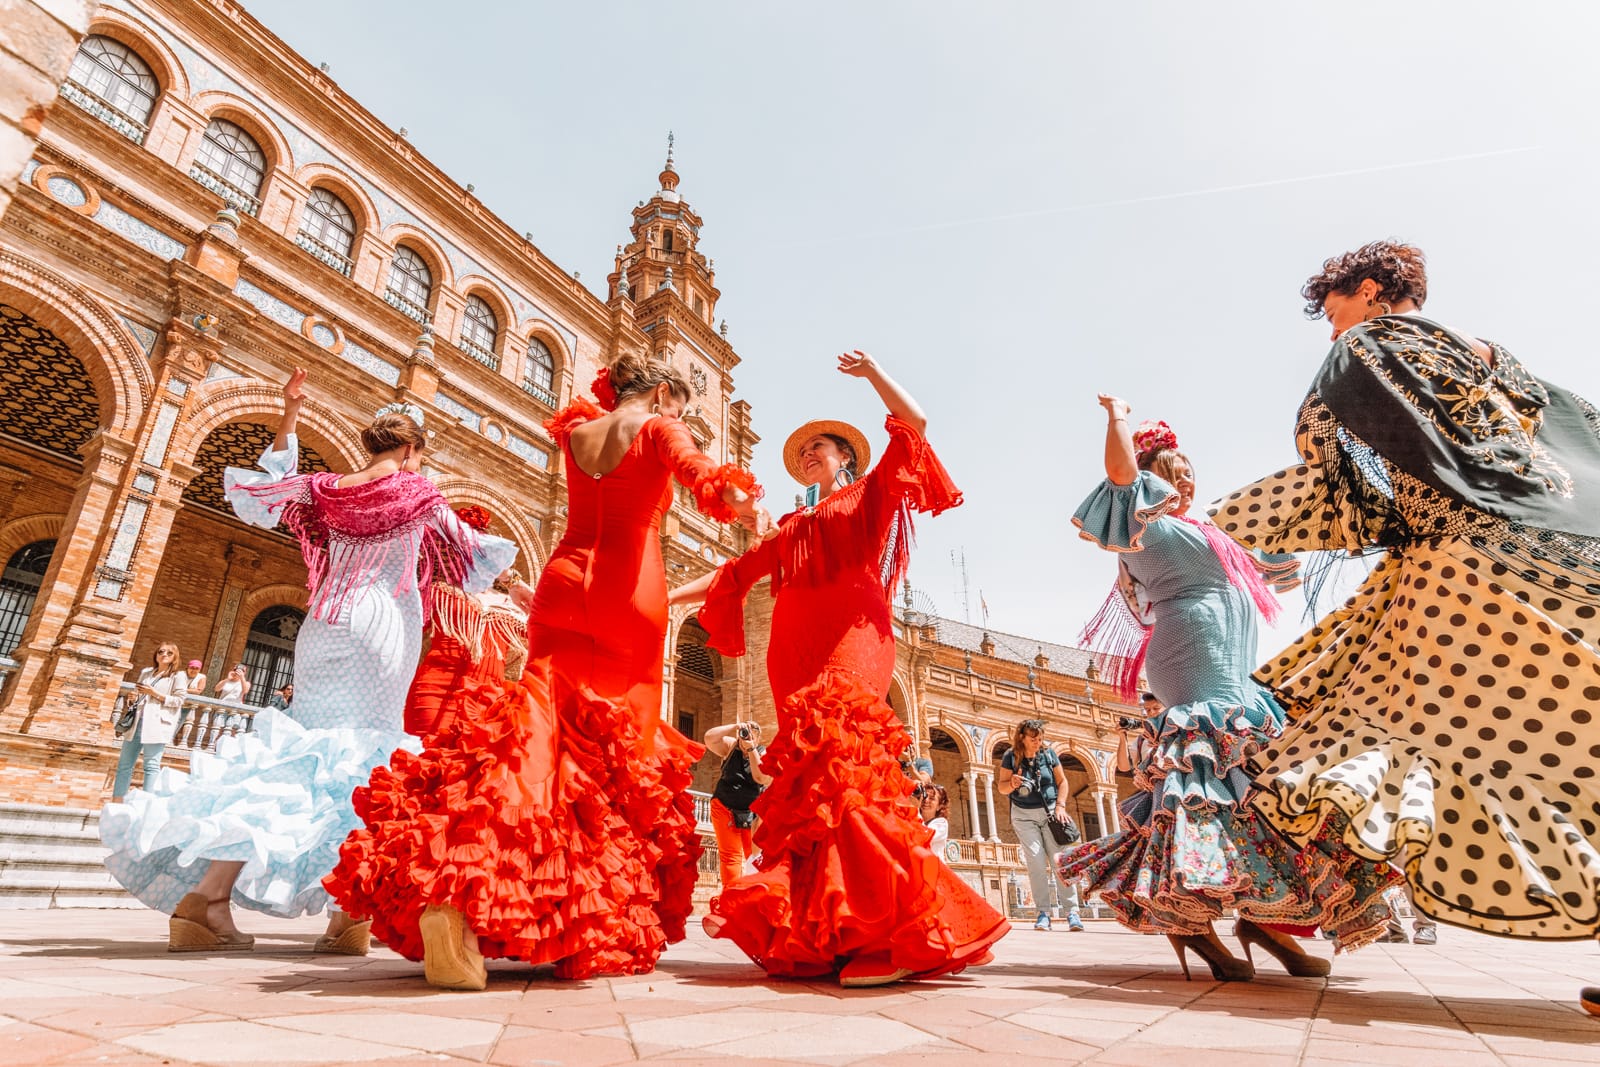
[
  {"left": 326, "top": 401, "right": 758, "bottom": 978},
  {"left": 404, "top": 582, "right": 529, "bottom": 738},
  {"left": 699, "top": 416, "right": 1009, "bottom": 978}
]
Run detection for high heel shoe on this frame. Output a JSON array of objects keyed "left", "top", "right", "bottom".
[
  {"left": 838, "top": 953, "right": 914, "bottom": 988},
  {"left": 1167, "top": 934, "right": 1254, "bottom": 981},
  {"left": 1234, "top": 919, "right": 1331, "bottom": 978},
  {"left": 168, "top": 893, "right": 254, "bottom": 952},
  {"left": 419, "top": 905, "right": 487, "bottom": 991},
  {"left": 313, "top": 918, "right": 372, "bottom": 956}
]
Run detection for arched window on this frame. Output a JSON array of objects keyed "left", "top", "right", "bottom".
[
  {"left": 191, "top": 118, "right": 267, "bottom": 216},
  {"left": 297, "top": 187, "right": 356, "bottom": 276},
  {"left": 240, "top": 604, "right": 303, "bottom": 706},
  {"left": 64, "top": 35, "right": 158, "bottom": 142},
  {"left": 459, "top": 295, "right": 499, "bottom": 370},
  {"left": 0, "top": 540, "right": 54, "bottom": 657},
  {"left": 521, "top": 337, "right": 556, "bottom": 406},
  {"left": 384, "top": 246, "right": 432, "bottom": 323}
]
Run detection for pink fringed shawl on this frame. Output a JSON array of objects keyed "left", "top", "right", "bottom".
[
  {"left": 1082, "top": 512, "right": 1282, "bottom": 701},
  {"left": 236, "top": 470, "right": 470, "bottom": 624}
]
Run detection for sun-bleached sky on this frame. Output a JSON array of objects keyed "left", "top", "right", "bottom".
[{"left": 246, "top": 0, "right": 1600, "bottom": 657}]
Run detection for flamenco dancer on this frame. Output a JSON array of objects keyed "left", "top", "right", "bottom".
[
  {"left": 404, "top": 505, "right": 533, "bottom": 739},
  {"left": 327, "top": 354, "right": 766, "bottom": 989},
  {"left": 672, "top": 351, "right": 1008, "bottom": 987},
  {"left": 1208, "top": 241, "right": 1600, "bottom": 1012},
  {"left": 100, "top": 369, "right": 515, "bottom": 953},
  {"left": 1057, "top": 401, "right": 1399, "bottom": 981}
]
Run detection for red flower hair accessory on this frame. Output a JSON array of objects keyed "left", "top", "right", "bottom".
[
  {"left": 1132, "top": 420, "right": 1179, "bottom": 463},
  {"left": 454, "top": 504, "right": 493, "bottom": 531},
  {"left": 590, "top": 367, "right": 618, "bottom": 411}
]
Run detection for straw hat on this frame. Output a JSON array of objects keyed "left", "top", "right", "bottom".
[{"left": 782, "top": 419, "right": 871, "bottom": 486}]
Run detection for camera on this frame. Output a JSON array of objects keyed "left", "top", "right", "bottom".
[
  {"left": 1118, "top": 716, "right": 1143, "bottom": 731},
  {"left": 737, "top": 723, "right": 754, "bottom": 741},
  {"left": 1014, "top": 775, "right": 1035, "bottom": 797}
]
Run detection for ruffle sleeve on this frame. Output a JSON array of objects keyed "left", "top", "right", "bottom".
[
  {"left": 543, "top": 398, "right": 603, "bottom": 447},
  {"left": 873, "top": 415, "right": 963, "bottom": 516},
  {"left": 650, "top": 417, "right": 763, "bottom": 524},
  {"left": 1072, "top": 471, "right": 1181, "bottom": 553},
  {"left": 698, "top": 537, "right": 778, "bottom": 658},
  {"left": 426, "top": 506, "right": 519, "bottom": 594},
  {"left": 223, "top": 434, "right": 308, "bottom": 529}
]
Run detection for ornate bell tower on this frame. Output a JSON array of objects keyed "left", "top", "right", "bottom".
[{"left": 607, "top": 133, "right": 722, "bottom": 343}]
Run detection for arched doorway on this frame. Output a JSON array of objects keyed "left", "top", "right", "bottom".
[
  {"left": 241, "top": 604, "right": 303, "bottom": 705},
  {"left": 673, "top": 616, "right": 722, "bottom": 792},
  {"left": 927, "top": 726, "right": 969, "bottom": 838},
  {"left": 1059, "top": 752, "right": 1098, "bottom": 839},
  {"left": 0, "top": 540, "right": 54, "bottom": 656}
]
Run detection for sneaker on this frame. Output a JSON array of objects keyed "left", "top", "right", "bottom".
[
  {"left": 1412, "top": 924, "right": 1437, "bottom": 945},
  {"left": 1067, "top": 910, "right": 1084, "bottom": 931},
  {"left": 1033, "top": 912, "right": 1051, "bottom": 931}
]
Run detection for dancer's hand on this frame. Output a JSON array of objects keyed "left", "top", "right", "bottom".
[
  {"left": 284, "top": 367, "right": 308, "bottom": 405},
  {"left": 837, "top": 350, "right": 879, "bottom": 378},
  {"left": 1097, "top": 394, "right": 1130, "bottom": 421}
]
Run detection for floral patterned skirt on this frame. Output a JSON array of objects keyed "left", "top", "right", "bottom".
[{"left": 1057, "top": 686, "right": 1399, "bottom": 947}]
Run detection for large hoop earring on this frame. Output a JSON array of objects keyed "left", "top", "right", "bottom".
[
  {"left": 1376, "top": 301, "right": 1392, "bottom": 316},
  {"left": 833, "top": 468, "right": 856, "bottom": 488}
]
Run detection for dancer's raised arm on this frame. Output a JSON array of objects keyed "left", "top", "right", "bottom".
[
  {"left": 838, "top": 351, "right": 925, "bottom": 434},
  {"left": 1098, "top": 393, "right": 1137, "bottom": 486},
  {"left": 273, "top": 368, "right": 307, "bottom": 453}
]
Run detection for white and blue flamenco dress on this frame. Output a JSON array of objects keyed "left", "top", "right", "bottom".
[{"left": 100, "top": 436, "right": 516, "bottom": 919}]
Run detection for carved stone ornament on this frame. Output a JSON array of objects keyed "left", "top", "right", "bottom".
[{"left": 690, "top": 363, "right": 707, "bottom": 396}]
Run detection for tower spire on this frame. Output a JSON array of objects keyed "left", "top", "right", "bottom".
[{"left": 659, "top": 130, "right": 680, "bottom": 192}]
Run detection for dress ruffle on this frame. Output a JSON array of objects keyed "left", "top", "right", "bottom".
[
  {"left": 325, "top": 675, "right": 703, "bottom": 978},
  {"left": 543, "top": 399, "right": 604, "bottom": 445},
  {"left": 704, "top": 669, "right": 1007, "bottom": 978},
  {"left": 100, "top": 709, "right": 416, "bottom": 919},
  {"left": 692, "top": 464, "right": 762, "bottom": 524},
  {"left": 1072, "top": 471, "right": 1181, "bottom": 552},
  {"left": 1058, "top": 688, "right": 1399, "bottom": 946}
]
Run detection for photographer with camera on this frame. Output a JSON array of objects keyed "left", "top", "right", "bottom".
[
  {"left": 705, "top": 720, "right": 771, "bottom": 886},
  {"left": 999, "top": 718, "right": 1083, "bottom": 931}
]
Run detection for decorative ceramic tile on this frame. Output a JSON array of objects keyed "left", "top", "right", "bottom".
[
  {"left": 338, "top": 341, "right": 400, "bottom": 386},
  {"left": 433, "top": 393, "right": 480, "bottom": 430},
  {"left": 204, "top": 362, "right": 243, "bottom": 382},
  {"left": 233, "top": 279, "right": 306, "bottom": 332},
  {"left": 141, "top": 401, "right": 181, "bottom": 466},
  {"left": 506, "top": 432, "right": 550, "bottom": 469},
  {"left": 105, "top": 498, "right": 149, "bottom": 571},
  {"left": 92, "top": 202, "right": 186, "bottom": 260},
  {"left": 46, "top": 176, "right": 88, "bottom": 208}
]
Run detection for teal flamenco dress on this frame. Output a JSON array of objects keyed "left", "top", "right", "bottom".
[{"left": 1056, "top": 472, "right": 1398, "bottom": 946}]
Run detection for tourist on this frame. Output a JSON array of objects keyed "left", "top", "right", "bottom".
[
  {"left": 185, "top": 660, "right": 208, "bottom": 696},
  {"left": 1058, "top": 398, "right": 1398, "bottom": 981},
  {"left": 100, "top": 368, "right": 516, "bottom": 955},
  {"left": 1210, "top": 241, "right": 1600, "bottom": 1009},
  {"left": 327, "top": 354, "right": 766, "bottom": 989},
  {"left": 267, "top": 683, "right": 293, "bottom": 711},
  {"left": 704, "top": 720, "right": 769, "bottom": 886},
  {"left": 673, "top": 350, "right": 1007, "bottom": 987},
  {"left": 999, "top": 718, "right": 1083, "bottom": 932},
  {"left": 214, "top": 663, "right": 249, "bottom": 704},
  {"left": 920, "top": 784, "right": 951, "bottom": 861},
  {"left": 402, "top": 505, "right": 534, "bottom": 739},
  {"left": 110, "top": 643, "right": 189, "bottom": 802}
]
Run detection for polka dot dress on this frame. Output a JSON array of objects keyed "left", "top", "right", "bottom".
[{"left": 1215, "top": 424, "right": 1600, "bottom": 940}]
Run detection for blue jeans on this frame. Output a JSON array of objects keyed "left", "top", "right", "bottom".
[{"left": 112, "top": 737, "right": 165, "bottom": 798}]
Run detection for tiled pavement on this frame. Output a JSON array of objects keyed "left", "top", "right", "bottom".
[{"left": 1, "top": 911, "right": 1596, "bottom": 1066}]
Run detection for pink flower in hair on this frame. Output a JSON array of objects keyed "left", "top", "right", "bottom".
[{"left": 1132, "top": 419, "right": 1179, "bottom": 462}]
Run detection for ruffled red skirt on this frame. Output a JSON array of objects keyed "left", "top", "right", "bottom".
[
  {"left": 703, "top": 669, "right": 1007, "bottom": 978},
  {"left": 325, "top": 674, "right": 703, "bottom": 979}
]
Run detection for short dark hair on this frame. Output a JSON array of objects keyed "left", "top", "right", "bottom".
[
  {"left": 1141, "top": 691, "right": 1158, "bottom": 702},
  {"left": 1302, "top": 240, "right": 1428, "bottom": 319}
]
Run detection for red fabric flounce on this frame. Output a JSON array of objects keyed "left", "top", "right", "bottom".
[
  {"left": 703, "top": 669, "right": 1007, "bottom": 978},
  {"left": 692, "top": 463, "right": 762, "bottom": 525},
  {"left": 325, "top": 673, "right": 702, "bottom": 979},
  {"left": 543, "top": 398, "right": 604, "bottom": 446},
  {"left": 698, "top": 563, "right": 751, "bottom": 657}
]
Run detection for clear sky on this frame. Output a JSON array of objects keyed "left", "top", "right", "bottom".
[{"left": 246, "top": 0, "right": 1600, "bottom": 657}]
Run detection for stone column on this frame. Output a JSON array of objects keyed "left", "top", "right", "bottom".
[
  {"left": 1093, "top": 789, "right": 1109, "bottom": 839},
  {"left": 982, "top": 770, "right": 1001, "bottom": 841},
  {"left": 1106, "top": 788, "right": 1121, "bottom": 834},
  {"left": 963, "top": 772, "right": 981, "bottom": 841}
]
